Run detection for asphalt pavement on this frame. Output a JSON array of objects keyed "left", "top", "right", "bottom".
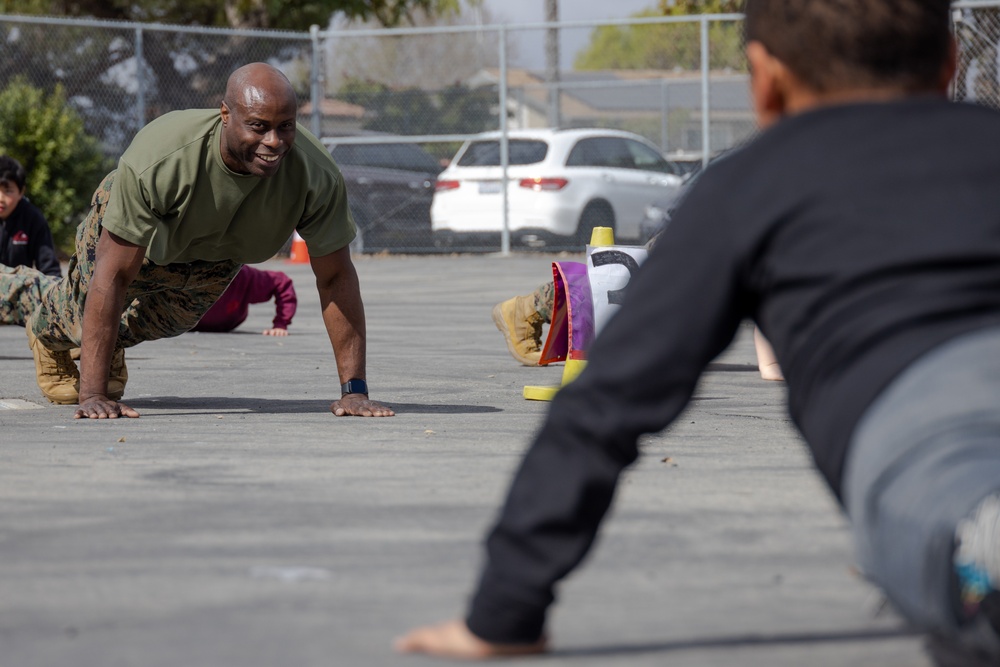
[{"left": 0, "top": 253, "right": 932, "bottom": 666}]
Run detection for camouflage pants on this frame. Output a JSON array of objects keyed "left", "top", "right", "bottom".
[
  {"left": 0, "top": 264, "right": 52, "bottom": 327},
  {"left": 532, "top": 280, "right": 555, "bottom": 323},
  {"left": 0, "top": 171, "right": 240, "bottom": 351}
]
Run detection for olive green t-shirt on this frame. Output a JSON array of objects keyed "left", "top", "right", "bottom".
[{"left": 101, "top": 109, "right": 355, "bottom": 265}]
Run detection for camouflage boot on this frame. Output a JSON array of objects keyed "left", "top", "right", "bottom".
[
  {"left": 492, "top": 295, "right": 545, "bottom": 366},
  {"left": 26, "top": 328, "right": 79, "bottom": 405}
]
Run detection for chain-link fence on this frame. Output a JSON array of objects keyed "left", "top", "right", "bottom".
[
  {"left": 953, "top": 1, "right": 1000, "bottom": 107},
  {"left": 0, "top": 4, "right": 996, "bottom": 254}
]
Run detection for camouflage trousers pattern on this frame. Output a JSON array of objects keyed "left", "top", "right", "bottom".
[
  {"left": 532, "top": 280, "right": 555, "bottom": 323},
  {"left": 0, "top": 264, "right": 51, "bottom": 328},
  {"left": 0, "top": 171, "right": 240, "bottom": 351}
]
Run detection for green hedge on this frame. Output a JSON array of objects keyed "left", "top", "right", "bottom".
[{"left": 0, "top": 77, "right": 111, "bottom": 254}]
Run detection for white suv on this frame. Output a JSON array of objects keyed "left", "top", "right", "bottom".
[{"left": 431, "top": 128, "right": 684, "bottom": 249}]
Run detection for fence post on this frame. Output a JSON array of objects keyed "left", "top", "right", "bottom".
[
  {"left": 135, "top": 27, "right": 145, "bottom": 129},
  {"left": 700, "top": 16, "right": 710, "bottom": 167},
  {"left": 545, "top": 0, "right": 561, "bottom": 128},
  {"left": 499, "top": 23, "right": 510, "bottom": 256},
  {"left": 660, "top": 79, "right": 670, "bottom": 153},
  {"left": 309, "top": 24, "right": 322, "bottom": 139}
]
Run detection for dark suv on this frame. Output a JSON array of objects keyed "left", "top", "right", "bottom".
[{"left": 327, "top": 139, "right": 443, "bottom": 253}]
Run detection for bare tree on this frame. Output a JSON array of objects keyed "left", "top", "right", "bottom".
[{"left": 325, "top": 2, "right": 500, "bottom": 91}]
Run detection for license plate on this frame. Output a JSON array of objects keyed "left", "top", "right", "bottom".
[{"left": 478, "top": 181, "right": 502, "bottom": 194}]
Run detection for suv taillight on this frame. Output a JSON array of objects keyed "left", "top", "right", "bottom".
[
  {"left": 435, "top": 180, "right": 460, "bottom": 191},
  {"left": 519, "top": 177, "right": 568, "bottom": 191}
]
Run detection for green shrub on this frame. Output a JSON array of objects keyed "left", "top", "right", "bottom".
[{"left": 0, "top": 77, "right": 111, "bottom": 254}]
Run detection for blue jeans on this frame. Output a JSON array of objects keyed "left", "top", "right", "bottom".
[{"left": 844, "top": 326, "right": 1000, "bottom": 654}]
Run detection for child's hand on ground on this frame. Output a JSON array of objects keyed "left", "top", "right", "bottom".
[
  {"left": 394, "top": 619, "right": 546, "bottom": 659},
  {"left": 262, "top": 327, "right": 288, "bottom": 336}
]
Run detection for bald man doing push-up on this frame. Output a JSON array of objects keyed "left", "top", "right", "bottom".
[{"left": 0, "top": 62, "right": 393, "bottom": 419}]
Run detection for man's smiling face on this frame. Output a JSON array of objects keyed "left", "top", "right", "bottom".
[{"left": 219, "top": 77, "right": 297, "bottom": 178}]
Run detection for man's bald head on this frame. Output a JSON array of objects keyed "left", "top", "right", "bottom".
[
  {"left": 223, "top": 63, "right": 296, "bottom": 111},
  {"left": 219, "top": 63, "right": 298, "bottom": 177}
]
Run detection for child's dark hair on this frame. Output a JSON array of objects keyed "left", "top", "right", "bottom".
[
  {"left": 0, "top": 155, "right": 26, "bottom": 191},
  {"left": 743, "top": 0, "right": 953, "bottom": 93}
]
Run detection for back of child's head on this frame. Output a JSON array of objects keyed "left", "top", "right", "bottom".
[
  {"left": 0, "top": 155, "right": 26, "bottom": 191},
  {"left": 743, "top": 0, "right": 952, "bottom": 93}
]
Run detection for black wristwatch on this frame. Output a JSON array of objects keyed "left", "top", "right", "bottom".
[{"left": 340, "top": 378, "right": 369, "bottom": 396}]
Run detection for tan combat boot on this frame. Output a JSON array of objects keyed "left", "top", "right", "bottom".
[
  {"left": 26, "top": 329, "right": 80, "bottom": 405},
  {"left": 37, "top": 344, "right": 127, "bottom": 403},
  {"left": 492, "top": 295, "right": 545, "bottom": 366}
]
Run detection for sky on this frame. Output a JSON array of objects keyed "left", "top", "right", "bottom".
[{"left": 478, "top": 0, "right": 658, "bottom": 70}]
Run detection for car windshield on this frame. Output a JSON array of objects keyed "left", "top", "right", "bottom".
[
  {"left": 456, "top": 140, "right": 548, "bottom": 167},
  {"left": 331, "top": 143, "right": 442, "bottom": 174}
]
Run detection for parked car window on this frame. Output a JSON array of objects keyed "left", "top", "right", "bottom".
[
  {"left": 565, "top": 137, "right": 636, "bottom": 169},
  {"left": 456, "top": 140, "right": 548, "bottom": 167},
  {"left": 331, "top": 143, "right": 442, "bottom": 174},
  {"left": 389, "top": 144, "right": 443, "bottom": 173},
  {"left": 327, "top": 141, "right": 440, "bottom": 253},
  {"left": 625, "top": 139, "right": 680, "bottom": 175}
]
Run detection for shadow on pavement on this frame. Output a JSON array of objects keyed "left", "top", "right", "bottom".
[
  {"left": 125, "top": 396, "right": 502, "bottom": 415},
  {"left": 707, "top": 362, "right": 760, "bottom": 373},
  {"left": 550, "top": 626, "right": 921, "bottom": 659}
]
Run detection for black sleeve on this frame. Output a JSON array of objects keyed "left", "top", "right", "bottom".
[
  {"left": 464, "top": 175, "right": 753, "bottom": 643},
  {"left": 34, "top": 239, "right": 62, "bottom": 278},
  {"left": 27, "top": 204, "right": 62, "bottom": 278}
]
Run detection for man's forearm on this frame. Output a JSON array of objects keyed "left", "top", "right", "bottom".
[
  {"left": 77, "top": 228, "right": 145, "bottom": 402},
  {"left": 78, "top": 277, "right": 127, "bottom": 399},
  {"left": 318, "top": 279, "right": 367, "bottom": 384},
  {"left": 309, "top": 248, "right": 393, "bottom": 416}
]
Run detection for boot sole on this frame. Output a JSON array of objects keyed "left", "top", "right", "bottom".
[
  {"left": 43, "top": 387, "right": 125, "bottom": 405},
  {"left": 28, "top": 330, "right": 82, "bottom": 406},
  {"left": 45, "top": 395, "right": 80, "bottom": 405}
]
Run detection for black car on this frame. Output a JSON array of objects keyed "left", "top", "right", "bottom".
[{"left": 328, "top": 140, "right": 443, "bottom": 253}]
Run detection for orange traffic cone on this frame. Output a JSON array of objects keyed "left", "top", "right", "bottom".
[{"left": 288, "top": 232, "right": 309, "bottom": 264}]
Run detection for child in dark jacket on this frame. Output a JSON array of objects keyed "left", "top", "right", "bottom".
[{"left": 0, "top": 155, "right": 61, "bottom": 279}]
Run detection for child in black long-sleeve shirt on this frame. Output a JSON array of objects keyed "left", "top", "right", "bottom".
[
  {"left": 0, "top": 155, "right": 61, "bottom": 279},
  {"left": 398, "top": 1, "right": 1000, "bottom": 665}
]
